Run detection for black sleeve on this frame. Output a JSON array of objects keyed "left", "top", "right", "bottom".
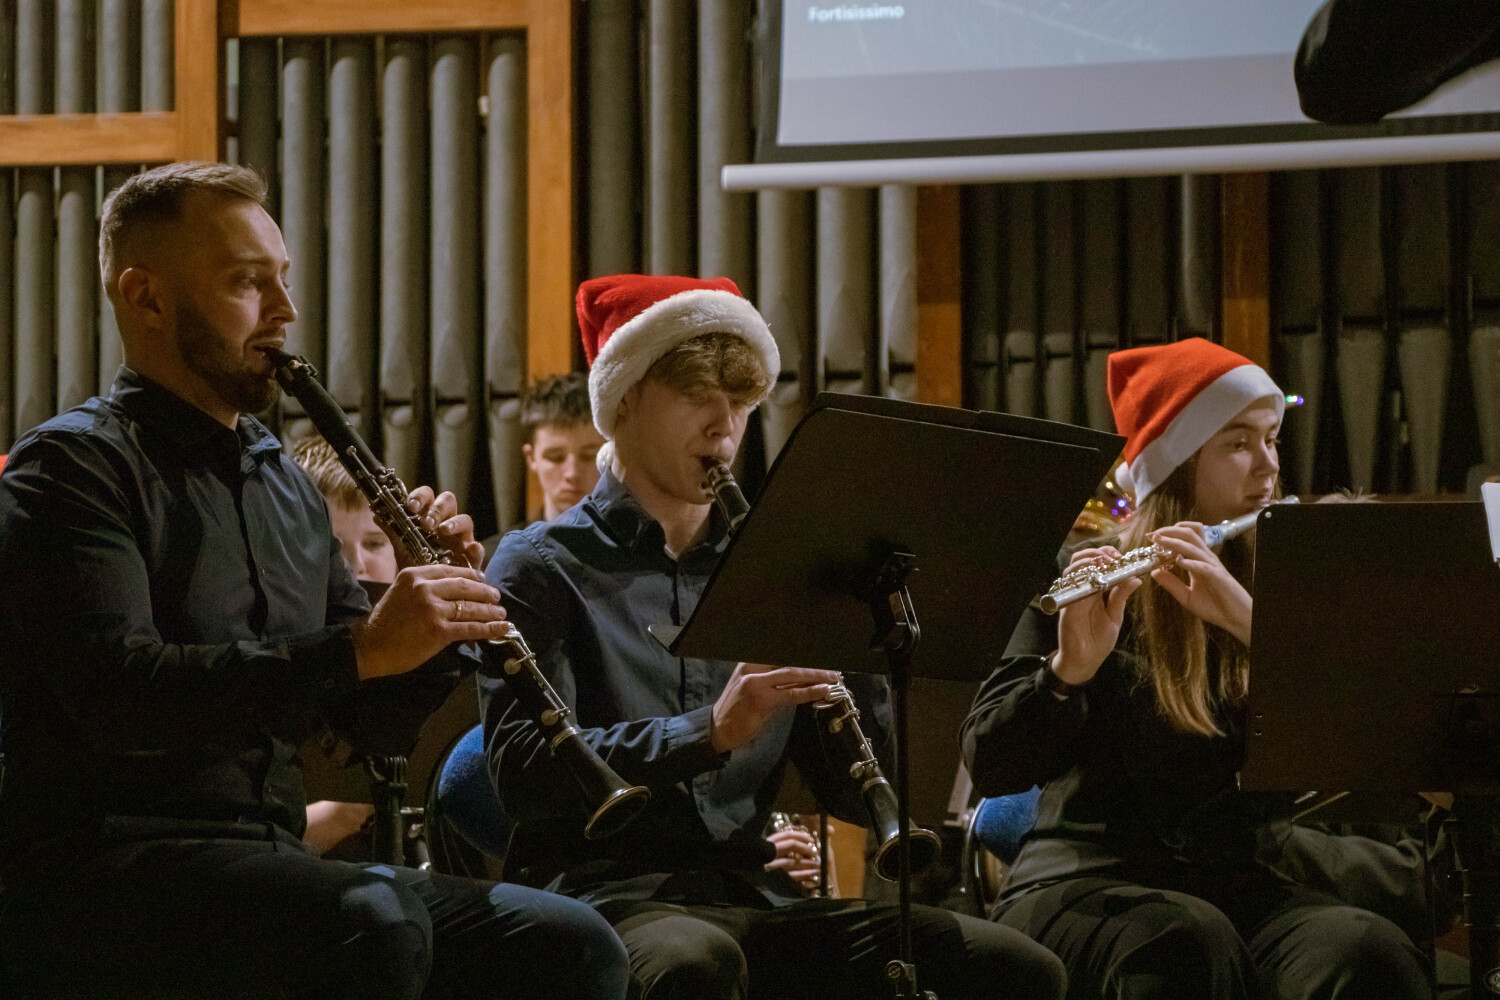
[
  {"left": 321, "top": 577, "right": 473, "bottom": 758},
  {"left": 960, "top": 605, "right": 1096, "bottom": 798},
  {"left": 1295, "top": 0, "right": 1500, "bottom": 124},
  {"left": 0, "top": 432, "right": 365, "bottom": 757}
]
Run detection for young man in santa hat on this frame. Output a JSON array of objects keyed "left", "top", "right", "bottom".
[
  {"left": 481, "top": 274, "right": 1066, "bottom": 1000},
  {"left": 962, "top": 338, "right": 1430, "bottom": 999}
]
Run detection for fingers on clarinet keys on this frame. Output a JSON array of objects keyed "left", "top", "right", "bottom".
[{"left": 711, "top": 662, "right": 841, "bottom": 754}]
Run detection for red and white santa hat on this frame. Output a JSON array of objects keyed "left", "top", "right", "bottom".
[
  {"left": 577, "top": 274, "right": 780, "bottom": 449},
  {"left": 1108, "top": 338, "right": 1283, "bottom": 502}
]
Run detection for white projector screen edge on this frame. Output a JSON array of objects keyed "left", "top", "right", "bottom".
[{"left": 723, "top": 131, "right": 1500, "bottom": 191}]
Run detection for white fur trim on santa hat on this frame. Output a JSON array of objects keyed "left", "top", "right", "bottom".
[
  {"left": 589, "top": 288, "right": 780, "bottom": 440},
  {"left": 1126, "top": 363, "right": 1283, "bottom": 502}
]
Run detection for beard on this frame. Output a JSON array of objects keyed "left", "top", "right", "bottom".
[{"left": 175, "top": 301, "right": 281, "bottom": 415}]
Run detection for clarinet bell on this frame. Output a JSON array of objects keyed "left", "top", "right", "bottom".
[
  {"left": 867, "top": 779, "right": 943, "bottom": 881},
  {"left": 872, "top": 824, "right": 943, "bottom": 882},
  {"left": 549, "top": 731, "right": 652, "bottom": 840}
]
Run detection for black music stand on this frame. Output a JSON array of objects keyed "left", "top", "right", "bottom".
[
  {"left": 659, "top": 392, "right": 1121, "bottom": 998},
  {"left": 1241, "top": 501, "right": 1500, "bottom": 997}
]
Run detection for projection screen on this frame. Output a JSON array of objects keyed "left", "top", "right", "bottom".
[{"left": 724, "top": 0, "right": 1500, "bottom": 189}]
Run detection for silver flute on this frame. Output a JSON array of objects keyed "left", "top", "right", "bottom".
[
  {"left": 274, "top": 350, "right": 651, "bottom": 840},
  {"left": 1038, "top": 496, "right": 1298, "bottom": 615}
]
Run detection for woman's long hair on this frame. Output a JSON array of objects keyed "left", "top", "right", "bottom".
[{"left": 1115, "top": 458, "right": 1256, "bottom": 738}]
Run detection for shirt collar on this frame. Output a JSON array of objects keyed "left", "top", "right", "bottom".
[
  {"left": 587, "top": 466, "right": 730, "bottom": 559},
  {"left": 108, "top": 366, "right": 283, "bottom": 466}
]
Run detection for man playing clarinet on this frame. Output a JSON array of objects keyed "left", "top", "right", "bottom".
[
  {"left": 482, "top": 273, "right": 1066, "bottom": 1000},
  {"left": 0, "top": 162, "right": 628, "bottom": 1000}
]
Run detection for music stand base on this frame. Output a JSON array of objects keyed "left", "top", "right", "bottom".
[{"left": 885, "top": 959, "right": 937, "bottom": 1000}]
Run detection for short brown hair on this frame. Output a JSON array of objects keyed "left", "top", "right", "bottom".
[
  {"left": 99, "top": 161, "right": 268, "bottom": 297},
  {"left": 291, "top": 435, "right": 365, "bottom": 510},
  {"left": 641, "top": 331, "right": 774, "bottom": 407},
  {"left": 521, "top": 372, "right": 593, "bottom": 444}
]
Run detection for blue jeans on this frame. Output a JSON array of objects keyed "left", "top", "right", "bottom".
[{"left": 0, "top": 837, "right": 629, "bottom": 1000}]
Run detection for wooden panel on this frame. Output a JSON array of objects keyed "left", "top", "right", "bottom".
[
  {"left": 0, "top": 113, "right": 179, "bottom": 165},
  {"left": 177, "top": 0, "right": 223, "bottom": 160},
  {"left": 237, "top": 0, "right": 530, "bottom": 35},
  {"left": 237, "top": 0, "right": 576, "bottom": 514},
  {"left": 526, "top": 0, "right": 575, "bottom": 382},
  {"left": 915, "top": 185, "right": 963, "bottom": 407},
  {"left": 1222, "top": 172, "right": 1272, "bottom": 368},
  {"left": 827, "top": 816, "right": 865, "bottom": 898}
]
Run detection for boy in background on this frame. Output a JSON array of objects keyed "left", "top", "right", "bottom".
[{"left": 520, "top": 373, "right": 604, "bottom": 524}]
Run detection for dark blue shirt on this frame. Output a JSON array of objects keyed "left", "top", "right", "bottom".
[
  {"left": 0, "top": 368, "right": 456, "bottom": 884},
  {"left": 482, "top": 469, "right": 890, "bottom": 899}
]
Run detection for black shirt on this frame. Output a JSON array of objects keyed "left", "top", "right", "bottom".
[
  {"left": 0, "top": 368, "right": 457, "bottom": 885},
  {"left": 962, "top": 606, "right": 1292, "bottom": 903},
  {"left": 482, "top": 469, "right": 888, "bottom": 901}
]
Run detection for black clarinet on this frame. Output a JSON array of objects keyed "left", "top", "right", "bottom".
[
  {"left": 701, "top": 459, "right": 941, "bottom": 880},
  {"left": 275, "top": 351, "right": 650, "bottom": 840}
]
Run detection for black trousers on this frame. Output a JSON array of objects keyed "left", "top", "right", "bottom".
[
  {"left": 0, "top": 837, "right": 629, "bottom": 1000},
  {"left": 994, "top": 875, "right": 1431, "bottom": 1000},
  {"left": 593, "top": 894, "right": 1067, "bottom": 1000}
]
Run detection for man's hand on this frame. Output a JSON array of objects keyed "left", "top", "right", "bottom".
[
  {"left": 1052, "top": 546, "right": 1142, "bottom": 687},
  {"left": 352, "top": 564, "right": 510, "bottom": 681},
  {"left": 400, "top": 485, "right": 485, "bottom": 570},
  {"left": 1149, "top": 522, "right": 1253, "bottom": 644},
  {"left": 710, "top": 661, "right": 839, "bottom": 754},
  {"left": 765, "top": 826, "right": 822, "bottom": 893}
]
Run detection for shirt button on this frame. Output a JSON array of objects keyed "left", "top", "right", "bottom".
[{"left": 324, "top": 679, "right": 336, "bottom": 690}]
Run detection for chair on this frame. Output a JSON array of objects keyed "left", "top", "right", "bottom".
[
  {"left": 425, "top": 724, "right": 513, "bottom": 877},
  {"left": 960, "top": 787, "right": 1041, "bottom": 909}
]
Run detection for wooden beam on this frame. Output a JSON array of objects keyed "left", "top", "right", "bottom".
[
  {"left": 237, "top": 0, "right": 530, "bottom": 35},
  {"left": 914, "top": 185, "right": 964, "bottom": 407},
  {"left": 525, "top": 0, "right": 575, "bottom": 382},
  {"left": 0, "top": 113, "right": 179, "bottom": 165},
  {"left": 1221, "top": 172, "right": 1272, "bottom": 368},
  {"left": 177, "top": 0, "right": 225, "bottom": 161},
  {"left": 0, "top": 0, "right": 221, "bottom": 167},
  {"left": 234, "top": 0, "right": 575, "bottom": 381}
]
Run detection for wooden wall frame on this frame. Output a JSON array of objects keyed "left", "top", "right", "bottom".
[
  {"left": 0, "top": 0, "right": 222, "bottom": 165},
  {"left": 0, "top": 0, "right": 572, "bottom": 391},
  {"left": 235, "top": 0, "right": 575, "bottom": 385},
  {"left": 914, "top": 185, "right": 963, "bottom": 407},
  {"left": 1221, "top": 172, "right": 1273, "bottom": 369}
]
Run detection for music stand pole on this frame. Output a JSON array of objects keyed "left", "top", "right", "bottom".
[{"left": 864, "top": 551, "right": 935, "bottom": 999}]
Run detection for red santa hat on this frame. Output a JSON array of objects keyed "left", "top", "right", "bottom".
[
  {"left": 1108, "top": 338, "right": 1283, "bottom": 502},
  {"left": 577, "top": 274, "right": 780, "bottom": 448}
]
